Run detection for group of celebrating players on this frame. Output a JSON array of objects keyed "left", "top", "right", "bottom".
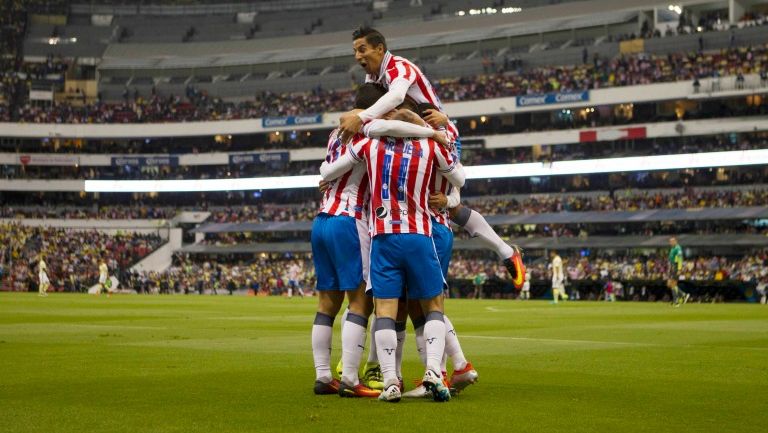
[{"left": 309, "top": 27, "right": 526, "bottom": 403}]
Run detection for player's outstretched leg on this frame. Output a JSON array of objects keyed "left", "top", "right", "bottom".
[{"left": 451, "top": 205, "right": 525, "bottom": 288}]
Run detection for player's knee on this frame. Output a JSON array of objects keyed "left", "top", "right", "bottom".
[
  {"left": 419, "top": 295, "right": 444, "bottom": 314},
  {"left": 374, "top": 298, "right": 399, "bottom": 319},
  {"left": 346, "top": 283, "right": 372, "bottom": 316},
  {"left": 453, "top": 205, "right": 471, "bottom": 226},
  {"left": 317, "top": 291, "right": 344, "bottom": 316}
]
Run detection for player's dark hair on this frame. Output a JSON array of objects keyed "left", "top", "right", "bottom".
[
  {"left": 354, "top": 83, "right": 387, "bottom": 109},
  {"left": 353, "top": 26, "right": 387, "bottom": 51},
  {"left": 416, "top": 102, "right": 438, "bottom": 118}
]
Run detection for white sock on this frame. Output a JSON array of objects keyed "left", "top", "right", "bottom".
[
  {"left": 463, "top": 209, "right": 514, "bottom": 260},
  {"left": 395, "top": 322, "right": 406, "bottom": 379},
  {"left": 440, "top": 353, "right": 447, "bottom": 373},
  {"left": 444, "top": 315, "right": 468, "bottom": 371},
  {"left": 413, "top": 316, "right": 427, "bottom": 366},
  {"left": 288, "top": 288, "right": 293, "bottom": 297},
  {"left": 423, "top": 311, "right": 446, "bottom": 374},
  {"left": 341, "top": 312, "right": 368, "bottom": 386},
  {"left": 312, "top": 312, "right": 334, "bottom": 382},
  {"left": 340, "top": 307, "right": 349, "bottom": 330},
  {"left": 374, "top": 317, "right": 399, "bottom": 387},
  {"left": 367, "top": 316, "right": 378, "bottom": 364}
]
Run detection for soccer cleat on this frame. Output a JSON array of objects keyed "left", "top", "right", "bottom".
[
  {"left": 450, "top": 362, "right": 479, "bottom": 393},
  {"left": 338, "top": 382, "right": 381, "bottom": 398},
  {"left": 335, "top": 359, "right": 343, "bottom": 377},
  {"left": 361, "top": 362, "right": 384, "bottom": 390},
  {"left": 378, "top": 383, "right": 402, "bottom": 403},
  {"left": 313, "top": 378, "right": 341, "bottom": 395},
  {"left": 422, "top": 369, "right": 451, "bottom": 402},
  {"left": 503, "top": 246, "right": 526, "bottom": 290},
  {"left": 402, "top": 383, "right": 431, "bottom": 398}
]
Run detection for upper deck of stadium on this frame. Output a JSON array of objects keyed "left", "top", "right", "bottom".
[{"left": 26, "top": 0, "right": 768, "bottom": 79}]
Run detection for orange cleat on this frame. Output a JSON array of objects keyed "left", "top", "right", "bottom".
[
  {"left": 313, "top": 378, "right": 341, "bottom": 395},
  {"left": 338, "top": 382, "right": 382, "bottom": 398},
  {"left": 504, "top": 247, "right": 526, "bottom": 290},
  {"left": 449, "top": 362, "right": 479, "bottom": 393}
]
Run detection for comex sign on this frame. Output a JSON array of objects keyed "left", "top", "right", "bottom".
[
  {"left": 516, "top": 91, "right": 590, "bottom": 107},
  {"left": 262, "top": 114, "right": 323, "bottom": 128}
]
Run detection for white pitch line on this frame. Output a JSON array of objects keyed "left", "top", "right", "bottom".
[
  {"left": 461, "top": 335, "right": 768, "bottom": 351},
  {"left": 462, "top": 335, "right": 656, "bottom": 347}
]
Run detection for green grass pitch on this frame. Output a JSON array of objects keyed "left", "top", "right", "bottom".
[{"left": 1, "top": 293, "right": 766, "bottom": 433}]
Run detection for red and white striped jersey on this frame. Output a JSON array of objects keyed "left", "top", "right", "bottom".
[
  {"left": 428, "top": 126, "right": 460, "bottom": 227},
  {"left": 318, "top": 129, "right": 370, "bottom": 219},
  {"left": 350, "top": 136, "right": 460, "bottom": 237},
  {"left": 366, "top": 51, "right": 444, "bottom": 111}
]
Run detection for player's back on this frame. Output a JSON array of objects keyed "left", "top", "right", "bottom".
[
  {"left": 355, "top": 135, "right": 456, "bottom": 237},
  {"left": 367, "top": 52, "right": 443, "bottom": 110},
  {"left": 318, "top": 129, "right": 370, "bottom": 219}
]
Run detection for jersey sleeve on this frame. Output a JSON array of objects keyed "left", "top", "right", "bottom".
[
  {"left": 319, "top": 137, "right": 370, "bottom": 181},
  {"left": 357, "top": 78, "right": 410, "bottom": 123},
  {"left": 363, "top": 119, "right": 435, "bottom": 139},
  {"left": 431, "top": 139, "right": 465, "bottom": 188}
]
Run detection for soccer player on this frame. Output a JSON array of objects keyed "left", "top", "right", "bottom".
[
  {"left": 286, "top": 261, "right": 305, "bottom": 298},
  {"left": 97, "top": 259, "right": 110, "bottom": 297},
  {"left": 321, "top": 109, "right": 464, "bottom": 403},
  {"left": 339, "top": 27, "right": 453, "bottom": 143},
  {"left": 377, "top": 104, "right": 478, "bottom": 397},
  {"left": 312, "top": 84, "right": 438, "bottom": 398},
  {"left": 520, "top": 272, "right": 532, "bottom": 300},
  {"left": 667, "top": 237, "right": 689, "bottom": 307},
  {"left": 419, "top": 107, "right": 526, "bottom": 288},
  {"left": 38, "top": 255, "right": 49, "bottom": 297},
  {"left": 336, "top": 98, "right": 479, "bottom": 397},
  {"left": 551, "top": 250, "right": 568, "bottom": 304},
  {"left": 338, "top": 27, "right": 525, "bottom": 284}
]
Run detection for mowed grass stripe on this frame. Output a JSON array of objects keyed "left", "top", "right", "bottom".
[{"left": 0, "top": 293, "right": 766, "bottom": 433}]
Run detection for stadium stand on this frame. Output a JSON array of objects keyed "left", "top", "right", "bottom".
[
  {"left": 2, "top": 0, "right": 768, "bottom": 304},
  {"left": 0, "top": 222, "right": 164, "bottom": 292}
]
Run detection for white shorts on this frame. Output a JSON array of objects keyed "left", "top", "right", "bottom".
[
  {"left": 552, "top": 281, "right": 564, "bottom": 290},
  {"left": 39, "top": 273, "right": 49, "bottom": 285},
  {"left": 99, "top": 275, "right": 107, "bottom": 284}
]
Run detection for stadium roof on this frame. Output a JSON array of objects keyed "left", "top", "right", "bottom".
[
  {"left": 99, "top": 0, "right": 723, "bottom": 70},
  {"left": 100, "top": 9, "right": 638, "bottom": 70}
]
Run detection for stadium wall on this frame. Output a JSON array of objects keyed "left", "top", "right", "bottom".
[
  {"left": 131, "top": 228, "right": 182, "bottom": 273},
  {"left": 2, "top": 75, "right": 764, "bottom": 139},
  {"left": 0, "top": 218, "right": 171, "bottom": 238}
]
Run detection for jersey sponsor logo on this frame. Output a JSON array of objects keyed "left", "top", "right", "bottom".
[{"left": 375, "top": 206, "right": 389, "bottom": 219}]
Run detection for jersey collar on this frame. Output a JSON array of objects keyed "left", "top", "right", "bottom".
[{"left": 371, "top": 51, "right": 393, "bottom": 83}]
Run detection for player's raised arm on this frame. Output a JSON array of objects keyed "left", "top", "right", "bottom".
[
  {"left": 431, "top": 140, "right": 465, "bottom": 188},
  {"left": 319, "top": 137, "right": 371, "bottom": 181},
  {"left": 362, "top": 118, "right": 441, "bottom": 140}
]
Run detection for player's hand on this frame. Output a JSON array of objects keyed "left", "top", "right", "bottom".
[
  {"left": 339, "top": 112, "right": 363, "bottom": 144},
  {"left": 318, "top": 180, "right": 330, "bottom": 193},
  {"left": 423, "top": 109, "right": 449, "bottom": 128},
  {"left": 431, "top": 130, "right": 449, "bottom": 148},
  {"left": 428, "top": 192, "right": 448, "bottom": 209},
  {"left": 393, "top": 109, "right": 423, "bottom": 125}
]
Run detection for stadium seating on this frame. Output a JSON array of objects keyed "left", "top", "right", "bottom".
[{"left": 0, "top": 223, "right": 164, "bottom": 292}]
